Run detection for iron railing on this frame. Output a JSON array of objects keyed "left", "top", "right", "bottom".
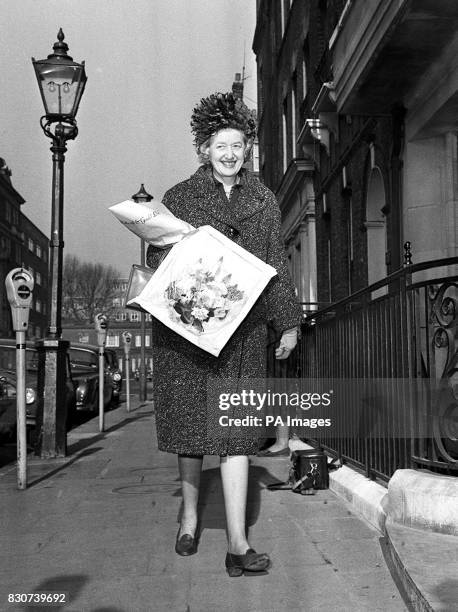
[{"left": 268, "top": 256, "right": 458, "bottom": 482}]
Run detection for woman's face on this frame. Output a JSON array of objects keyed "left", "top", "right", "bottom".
[{"left": 204, "top": 128, "right": 247, "bottom": 183}]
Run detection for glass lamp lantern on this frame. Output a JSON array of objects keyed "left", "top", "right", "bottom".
[{"left": 32, "top": 29, "right": 87, "bottom": 121}]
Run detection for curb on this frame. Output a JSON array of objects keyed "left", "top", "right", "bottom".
[
  {"left": 385, "top": 469, "right": 458, "bottom": 535},
  {"left": 329, "top": 465, "right": 387, "bottom": 532},
  {"left": 383, "top": 520, "right": 434, "bottom": 612},
  {"left": 329, "top": 465, "right": 458, "bottom": 612}
]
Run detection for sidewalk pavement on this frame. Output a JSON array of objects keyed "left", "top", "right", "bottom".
[{"left": 1, "top": 399, "right": 410, "bottom": 612}]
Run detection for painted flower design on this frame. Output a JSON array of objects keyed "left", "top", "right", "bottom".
[{"left": 165, "top": 257, "right": 245, "bottom": 333}]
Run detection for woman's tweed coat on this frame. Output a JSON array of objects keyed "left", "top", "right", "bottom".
[{"left": 147, "top": 164, "right": 301, "bottom": 456}]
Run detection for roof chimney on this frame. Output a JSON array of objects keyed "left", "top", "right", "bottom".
[{"left": 232, "top": 72, "right": 244, "bottom": 100}]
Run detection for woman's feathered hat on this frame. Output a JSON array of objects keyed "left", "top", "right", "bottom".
[{"left": 190, "top": 92, "right": 257, "bottom": 149}]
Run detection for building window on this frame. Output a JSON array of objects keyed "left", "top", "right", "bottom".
[
  {"left": 114, "top": 280, "right": 128, "bottom": 292},
  {"left": 131, "top": 335, "right": 152, "bottom": 348},
  {"left": 291, "top": 75, "right": 297, "bottom": 158},
  {"left": 145, "top": 313, "right": 152, "bottom": 322},
  {"left": 258, "top": 64, "right": 264, "bottom": 116},
  {"left": 282, "top": 99, "right": 288, "bottom": 173},
  {"left": 302, "top": 40, "right": 309, "bottom": 101},
  {"left": 252, "top": 140, "right": 260, "bottom": 173},
  {"left": 130, "top": 312, "right": 139, "bottom": 322},
  {"left": 5, "top": 202, "right": 11, "bottom": 223},
  {"left": 36, "top": 244, "right": 42, "bottom": 258},
  {"left": 36, "top": 272, "right": 41, "bottom": 286},
  {"left": 106, "top": 334, "right": 119, "bottom": 348},
  {"left": 115, "top": 311, "right": 128, "bottom": 322},
  {"left": 295, "top": 241, "right": 302, "bottom": 300},
  {"left": 35, "top": 299, "right": 41, "bottom": 313},
  {"left": 280, "top": 0, "right": 291, "bottom": 36},
  {"left": 0, "top": 236, "right": 10, "bottom": 257},
  {"left": 28, "top": 238, "right": 34, "bottom": 251}
]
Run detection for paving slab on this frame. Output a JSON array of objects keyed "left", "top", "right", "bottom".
[{"left": 1, "top": 400, "right": 409, "bottom": 611}]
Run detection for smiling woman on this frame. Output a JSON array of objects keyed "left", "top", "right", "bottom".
[
  {"left": 203, "top": 129, "right": 247, "bottom": 185},
  {"left": 146, "top": 90, "right": 301, "bottom": 577}
]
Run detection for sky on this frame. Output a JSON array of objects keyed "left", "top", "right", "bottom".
[{"left": 0, "top": 0, "right": 258, "bottom": 277}]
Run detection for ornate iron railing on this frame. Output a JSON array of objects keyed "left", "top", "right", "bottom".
[{"left": 268, "top": 255, "right": 458, "bottom": 482}]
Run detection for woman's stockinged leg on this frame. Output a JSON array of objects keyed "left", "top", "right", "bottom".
[
  {"left": 178, "top": 454, "right": 203, "bottom": 537},
  {"left": 220, "top": 455, "right": 250, "bottom": 554}
]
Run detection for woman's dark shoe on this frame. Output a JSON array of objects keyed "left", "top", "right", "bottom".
[
  {"left": 175, "top": 524, "right": 199, "bottom": 556},
  {"left": 225, "top": 549, "right": 270, "bottom": 577}
]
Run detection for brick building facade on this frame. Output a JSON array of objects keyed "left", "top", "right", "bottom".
[
  {"left": 0, "top": 159, "right": 49, "bottom": 338},
  {"left": 253, "top": 0, "right": 458, "bottom": 306}
]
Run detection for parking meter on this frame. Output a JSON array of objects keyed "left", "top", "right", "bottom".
[
  {"left": 94, "top": 313, "right": 108, "bottom": 432},
  {"left": 122, "top": 331, "right": 132, "bottom": 353},
  {"left": 94, "top": 313, "right": 108, "bottom": 347},
  {"left": 122, "top": 332, "right": 132, "bottom": 412},
  {"left": 5, "top": 268, "right": 34, "bottom": 490},
  {"left": 5, "top": 268, "right": 34, "bottom": 331}
]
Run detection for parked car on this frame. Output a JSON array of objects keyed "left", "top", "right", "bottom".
[
  {"left": 134, "top": 368, "right": 153, "bottom": 382},
  {"left": 104, "top": 348, "right": 122, "bottom": 404},
  {"left": 0, "top": 339, "right": 76, "bottom": 440},
  {"left": 0, "top": 370, "right": 20, "bottom": 440},
  {"left": 68, "top": 343, "right": 118, "bottom": 413}
]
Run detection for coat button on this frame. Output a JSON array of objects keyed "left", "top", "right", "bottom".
[{"left": 228, "top": 227, "right": 238, "bottom": 238}]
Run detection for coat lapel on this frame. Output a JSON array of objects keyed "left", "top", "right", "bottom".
[
  {"left": 188, "top": 166, "right": 267, "bottom": 229},
  {"left": 189, "top": 168, "right": 238, "bottom": 230},
  {"left": 232, "top": 172, "right": 268, "bottom": 222}
]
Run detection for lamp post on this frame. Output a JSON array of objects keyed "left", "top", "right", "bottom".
[
  {"left": 32, "top": 29, "right": 87, "bottom": 457},
  {"left": 131, "top": 184, "right": 153, "bottom": 402}
]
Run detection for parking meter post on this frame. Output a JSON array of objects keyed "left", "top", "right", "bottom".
[
  {"left": 126, "top": 360, "right": 131, "bottom": 412},
  {"left": 16, "top": 330, "right": 27, "bottom": 489},
  {"left": 5, "top": 268, "right": 34, "bottom": 489},
  {"left": 98, "top": 347, "right": 104, "bottom": 431},
  {"left": 121, "top": 332, "right": 132, "bottom": 413},
  {"left": 94, "top": 314, "right": 108, "bottom": 432}
]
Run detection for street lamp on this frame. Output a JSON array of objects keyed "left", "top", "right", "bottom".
[
  {"left": 32, "top": 30, "right": 87, "bottom": 457},
  {"left": 131, "top": 184, "right": 153, "bottom": 402}
]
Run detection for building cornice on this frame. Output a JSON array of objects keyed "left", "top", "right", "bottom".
[
  {"left": 276, "top": 158, "right": 315, "bottom": 210},
  {"left": 284, "top": 201, "right": 316, "bottom": 244}
]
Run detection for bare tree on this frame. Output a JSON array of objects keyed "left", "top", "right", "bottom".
[{"left": 62, "top": 254, "right": 121, "bottom": 322}]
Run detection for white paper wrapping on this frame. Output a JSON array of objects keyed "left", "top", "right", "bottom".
[
  {"left": 109, "top": 199, "right": 194, "bottom": 247},
  {"left": 129, "top": 225, "right": 277, "bottom": 356}
]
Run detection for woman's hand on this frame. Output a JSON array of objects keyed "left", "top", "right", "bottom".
[{"left": 275, "top": 327, "right": 298, "bottom": 360}]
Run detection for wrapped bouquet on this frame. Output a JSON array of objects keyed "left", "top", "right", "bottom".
[
  {"left": 109, "top": 199, "right": 194, "bottom": 247},
  {"left": 109, "top": 200, "right": 276, "bottom": 356}
]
